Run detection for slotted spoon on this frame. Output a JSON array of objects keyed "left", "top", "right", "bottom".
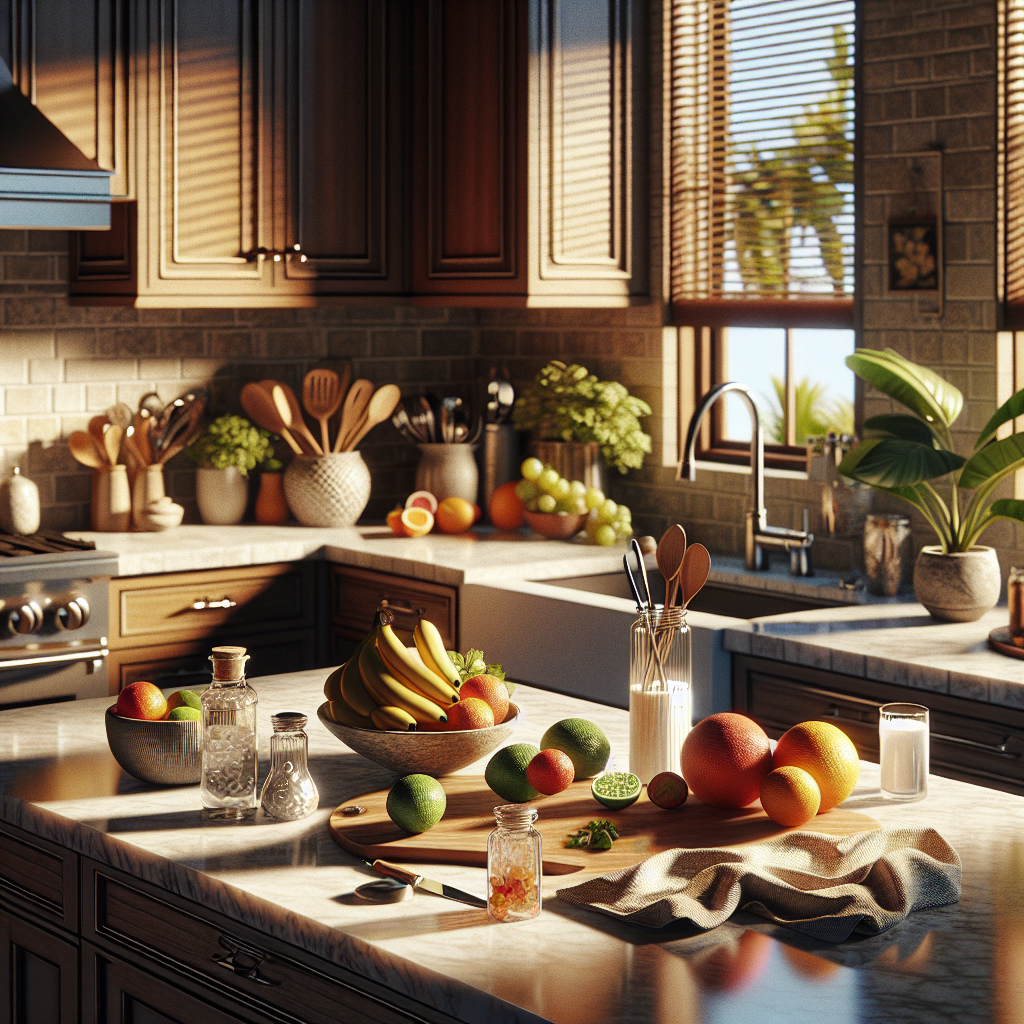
[{"left": 303, "top": 368, "right": 345, "bottom": 453}]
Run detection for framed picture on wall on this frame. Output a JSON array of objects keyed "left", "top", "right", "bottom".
[{"left": 888, "top": 216, "right": 940, "bottom": 293}]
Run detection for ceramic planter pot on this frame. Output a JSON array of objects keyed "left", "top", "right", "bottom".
[
  {"left": 284, "top": 452, "right": 371, "bottom": 527},
  {"left": 196, "top": 466, "right": 249, "bottom": 525},
  {"left": 528, "top": 440, "right": 605, "bottom": 493},
  {"left": 913, "top": 545, "right": 1001, "bottom": 622}
]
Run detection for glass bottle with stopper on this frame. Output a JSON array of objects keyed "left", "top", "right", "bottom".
[
  {"left": 200, "top": 646, "right": 258, "bottom": 821},
  {"left": 259, "top": 712, "right": 319, "bottom": 821}
]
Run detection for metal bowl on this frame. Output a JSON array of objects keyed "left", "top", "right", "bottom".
[
  {"left": 523, "top": 510, "right": 589, "bottom": 539},
  {"left": 316, "top": 701, "right": 521, "bottom": 777},
  {"left": 105, "top": 706, "right": 202, "bottom": 785}
]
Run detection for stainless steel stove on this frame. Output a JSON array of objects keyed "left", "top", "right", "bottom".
[{"left": 0, "top": 532, "right": 118, "bottom": 710}]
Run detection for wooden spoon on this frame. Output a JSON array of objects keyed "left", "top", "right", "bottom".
[
  {"left": 102, "top": 424, "right": 123, "bottom": 466},
  {"left": 68, "top": 431, "right": 106, "bottom": 469},
  {"left": 679, "top": 543, "right": 711, "bottom": 608},
  {"left": 260, "top": 380, "right": 322, "bottom": 454},
  {"left": 240, "top": 382, "right": 303, "bottom": 455},
  {"left": 303, "top": 369, "right": 345, "bottom": 453},
  {"left": 656, "top": 524, "right": 687, "bottom": 608},
  {"left": 334, "top": 379, "right": 375, "bottom": 452},
  {"left": 88, "top": 415, "right": 110, "bottom": 458},
  {"left": 343, "top": 384, "right": 402, "bottom": 451},
  {"left": 132, "top": 410, "right": 153, "bottom": 465}
]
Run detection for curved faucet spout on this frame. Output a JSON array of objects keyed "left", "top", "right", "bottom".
[{"left": 677, "top": 382, "right": 765, "bottom": 519}]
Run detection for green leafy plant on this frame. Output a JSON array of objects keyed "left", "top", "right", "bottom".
[
  {"left": 447, "top": 648, "right": 508, "bottom": 686},
  {"left": 512, "top": 360, "right": 652, "bottom": 474},
  {"left": 764, "top": 376, "right": 855, "bottom": 446},
  {"left": 566, "top": 820, "right": 619, "bottom": 850},
  {"left": 838, "top": 348, "right": 1024, "bottom": 552},
  {"left": 187, "top": 414, "right": 274, "bottom": 478}
]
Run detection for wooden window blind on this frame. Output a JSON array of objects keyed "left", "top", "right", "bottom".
[
  {"left": 1003, "top": 0, "right": 1024, "bottom": 328},
  {"left": 670, "top": 0, "right": 855, "bottom": 328}
]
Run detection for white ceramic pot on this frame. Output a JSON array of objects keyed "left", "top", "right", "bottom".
[
  {"left": 196, "top": 466, "right": 249, "bottom": 525},
  {"left": 415, "top": 443, "right": 479, "bottom": 503},
  {"left": 912, "top": 545, "right": 1001, "bottom": 622},
  {"left": 283, "top": 452, "right": 371, "bottom": 527}
]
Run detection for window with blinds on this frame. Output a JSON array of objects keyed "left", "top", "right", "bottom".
[
  {"left": 1003, "top": 0, "right": 1024, "bottom": 326},
  {"left": 670, "top": 0, "right": 855, "bottom": 327}
]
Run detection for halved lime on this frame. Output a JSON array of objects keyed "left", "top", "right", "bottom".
[{"left": 591, "top": 771, "right": 641, "bottom": 810}]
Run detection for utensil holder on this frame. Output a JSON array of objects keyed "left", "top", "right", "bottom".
[
  {"left": 283, "top": 452, "right": 371, "bottom": 527},
  {"left": 629, "top": 606, "right": 691, "bottom": 784},
  {"left": 132, "top": 463, "right": 166, "bottom": 530},
  {"left": 92, "top": 465, "right": 131, "bottom": 532},
  {"left": 415, "top": 443, "right": 479, "bottom": 503},
  {"left": 480, "top": 423, "right": 519, "bottom": 518}
]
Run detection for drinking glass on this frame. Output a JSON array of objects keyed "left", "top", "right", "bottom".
[{"left": 879, "top": 703, "right": 929, "bottom": 801}]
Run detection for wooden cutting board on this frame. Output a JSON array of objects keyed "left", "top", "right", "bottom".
[{"left": 329, "top": 775, "right": 880, "bottom": 875}]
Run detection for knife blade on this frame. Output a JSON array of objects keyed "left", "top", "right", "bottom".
[{"left": 364, "top": 859, "right": 486, "bottom": 909}]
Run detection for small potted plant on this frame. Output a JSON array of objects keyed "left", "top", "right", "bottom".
[
  {"left": 839, "top": 348, "right": 1024, "bottom": 621},
  {"left": 187, "top": 414, "right": 274, "bottom": 525},
  {"left": 512, "top": 360, "right": 652, "bottom": 490}
]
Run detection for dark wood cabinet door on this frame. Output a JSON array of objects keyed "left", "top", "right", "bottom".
[
  {"left": 7, "top": 0, "right": 132, "bottom": 198},
  {"left": 274, "top": 0, "right": 407, "bottom": 294},
  {"left": 0, "top": 911, "right": 79, "bottom": 1024},
  {"left": 411, "top": 0, "right": 526, "bottom": 294}
]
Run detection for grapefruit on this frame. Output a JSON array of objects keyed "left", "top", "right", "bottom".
[
  {"left": 400, "top": 506, "right": 434, "bottom": 537},
  {"left": 772, "top": 721, "right": 859, "bottom": 812},
  {"left": 405, "top": 491, "right": 438, "bottom": 514},
  {"left": 434, "top": 496, "right": 476, "bottom": 534},
  {"left": 443, "top": 697, "right": 494, "bottom": 731},
  {"left": 489, "top": 481, "right": 526, "bottom": 531},
  {"left": 759, "top": 765, "right": 821, "bottom": 826},
  {"left": 540, "top": 719, "right": 610, "bottom": 780},
  {"left": 386, "top": 774, "right": 446, "bottom": 834},
  {"left": 459, "top": 674, "right": 509, "bottom": 724},
  {"left": 680, "top": 712, "right": 772, "bottom": 808},
  {"left": 485, "top": 743, "right": 540, "bottom": 802},
  {"left": 115, "top": 681, "right": 169, "bottom": 721},
  {"left": 647, "top": 771, "right": 688, "bottom": 809},
  {"left": 525, "top": 749, "right": 575, "bottom": 795}
]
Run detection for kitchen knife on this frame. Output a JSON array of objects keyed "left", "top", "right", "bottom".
[{"left": 364, "top": 859, "right": 486, "bottom": 909}]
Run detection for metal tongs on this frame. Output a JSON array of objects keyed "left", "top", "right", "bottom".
[{"left": 623, "top": 538, "right": 669, "bottom": 690}]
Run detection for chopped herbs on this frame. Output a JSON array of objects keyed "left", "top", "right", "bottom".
[{"left": 566, "top": 819, "right": 619, "bottom": 851}]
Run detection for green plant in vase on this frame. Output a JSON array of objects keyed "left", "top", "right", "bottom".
[{"left": 187, "top": 414, "right": 274, "bottom": 477}]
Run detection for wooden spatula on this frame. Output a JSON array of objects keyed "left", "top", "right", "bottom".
[
  {"left": 656, "top": 524, "right": 687, "bottom": 608},
  {"left": 303, "top": 369, "right": 344, "bottom": 453},
  {"left": 260, "top": 380, "right": 322, "bottom": 454},
  {"left": 240, "top": 382, "right": 303, "bottom": 454},
  {"left": 679, "top": 543, "right": 711, "bottom": 608},
  {"left": 334, "top": 379, "right": 375, "bottom": 452},
  {"left": 342, "top": 385, "right": 402, "bottom": 451}
]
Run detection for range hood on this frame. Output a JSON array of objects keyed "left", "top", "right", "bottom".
[{"left": 0, "top": 58, "right": 111, "bottom": 230}]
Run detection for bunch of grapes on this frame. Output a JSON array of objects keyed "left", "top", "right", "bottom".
[{"left": 514, "top": 458, "right": 632, "bottom": 546}]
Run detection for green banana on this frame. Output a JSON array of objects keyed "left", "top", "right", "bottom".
[{"left": 359, "top": 642, "right": 448, "bottom": 725}]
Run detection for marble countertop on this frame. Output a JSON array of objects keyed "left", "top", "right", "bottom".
[{"left": 2, "top": 670, "right": 1022, "bottom": 1024}]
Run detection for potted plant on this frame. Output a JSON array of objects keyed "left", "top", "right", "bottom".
[
  {"left": 838, "top": 348, "right": 1024, "bottom": 621},
  {"left": 188, "top": 415, "right": 274, "bottom": 525},
  {"left": 512, "top": 360, "right": 652, "bottom": 489}
]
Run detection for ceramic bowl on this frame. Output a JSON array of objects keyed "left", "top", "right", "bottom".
[
  {"left": 523, "top": 510, "right": 589, "bottom": 540},
  {"left": 317, "top": 701, "right": 521, "bottom": 776},
  {"left": 105, "top": 707, "right": 202, "bottom": 785}
]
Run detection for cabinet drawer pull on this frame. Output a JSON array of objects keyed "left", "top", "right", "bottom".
[
  {"left": 212, "top": 934, "right": 281, "bottom": 986},
  {"left": 821, "top": 707, "right": 871, "bottom": 729},
  {"left": 379, "top": 598, "right": 424, "bottom": 617},
  {"left": 192, "top": 598, "right": 237, "bottom": 611},
  {"left": 931, "top": 732, "right": 1020, "bottom": 759}
]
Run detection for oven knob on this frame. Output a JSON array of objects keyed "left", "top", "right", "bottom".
[
  {"left": 55, "top": 597, "right": 90, "bottom": 631},
  {"left": 8, "top": 601, "right": 42, "bottom": 635}
]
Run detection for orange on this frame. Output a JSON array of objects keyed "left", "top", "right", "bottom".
[
  {"left": 489, "top": 480, "right": 526, "bottom": 531},
  {"left": 525, "top": 749, "right": 574, "bottom": 795},
  {"left": 400, "top": 506, "right": 434, "bottom": 537},
  {"left": 434, "top": 496, "right": 476, "bottom": 534},
  {"left": 772, "top": 721, "right": 859, "bottom": 812},
  {"left": 116, "top": 680, "right": 169, "bottom": 721},
  {"left": 386, "top": 505, "right": 407, "bottom": 536},
  {"left": 759, "top": 765, "right": 821, "bottom": 826},
  {"left": 680, "top": 712, "right": 772, "bottom": 809},
  {"left": 472, "top": 503, "right": 482, "bottom": 523},
  {"left": 458, "top": 674, "right": 509, "bottom": 723},
  {"left": 444, "top": 697, "right": 495, "bottom": 731}
]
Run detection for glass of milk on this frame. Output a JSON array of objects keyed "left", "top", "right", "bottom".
[{"left": 879, "top": 703, "right": 929, "bottom": 801}]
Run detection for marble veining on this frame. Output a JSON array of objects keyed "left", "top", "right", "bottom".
[{"left": 3, "top": 670, "right": 1024, "bottom": 1023}]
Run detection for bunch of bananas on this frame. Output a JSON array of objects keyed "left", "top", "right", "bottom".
[{"left": 324, "top": 615, "right": 462, "bottom": 731}]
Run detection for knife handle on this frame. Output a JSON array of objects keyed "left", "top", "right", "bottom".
[{"left": 371, "top": 859, "right": 422, "bottom": 886}]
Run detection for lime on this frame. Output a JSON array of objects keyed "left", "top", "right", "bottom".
[
  {"left": 386, "top": 774, "right": 447, "bottom": 834},
  {"left": 167, "top": 706, "right": 201, "bottom": 722},
  {"left": 540, "top": 718, "right": 610, "bottom": 780},
  {"left": 485, "top": 743, "right": 540, "bottom": 802},
  {"left": 592, "top": 771, "right": 641, "bottom": 809},
  {"left": 167, "top": 688, "right": 202, "bottom": 712}
]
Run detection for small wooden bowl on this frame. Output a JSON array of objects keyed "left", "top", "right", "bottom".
[
  {"left": 105, "top": 707, "right": 201, "bottom": 785},
  {"left": 523, "top": 510, "right": 589, "bottom": 539},
  {"left": 317, "top": 701, "right": 521, "bottom": 777}
]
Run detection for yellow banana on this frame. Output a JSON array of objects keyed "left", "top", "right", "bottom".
[
  {"left": 358, "top": 642, "right": 448, "bottom": 725},
  {"left": 341, "top": 639, "right": 378, "bottom": 717},
  {"left": 413, "top": 619, "right": 462, "bottom": 689},
  {"left": 324, "top": 662, "right": 346, "bottom": 702},
  {"left": 328, "top": 700, "right": 373, "bottom": 729},
  {"left": 371, "top": 705, "right": 417, "bottom": 731},
  {"left": 377, "top": 624, "right": 459, "bottom": 706}
]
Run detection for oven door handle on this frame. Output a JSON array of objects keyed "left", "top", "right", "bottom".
[{"left": 0, "top": 644, "right": 109, "bottom": 671}]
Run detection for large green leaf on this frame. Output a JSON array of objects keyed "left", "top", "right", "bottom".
[
  {"left": 987, "top": 499, "right": 1024, "bottom": 525},
  {"left": 958, "top": 434, "right": 1024, "bottom": 489},
  {"left": 846, "top": 349, "right": 962, "bottom": 429},
  {"left": 862, "top": 414, "right": 937, "bottom": 446},
  {"left": 975, "top": 388, "right": 1024, "bottom": 448},
  {"left": 837, "top": 437, "right": 964, "bottom": 487}
]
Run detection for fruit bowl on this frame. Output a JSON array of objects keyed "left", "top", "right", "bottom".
[
  {"left": 104, "top": 707, "right": 202, "bottom": 785},
  {"left": 317, "top": 701, "right": 521, "bottom": 777},
  {"left": 523, "top": 510, "right": 589, "bottom": 540}
]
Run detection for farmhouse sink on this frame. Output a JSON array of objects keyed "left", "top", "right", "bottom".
[{"left": 542, "top": 572, "right": 846, "bottom": 619}]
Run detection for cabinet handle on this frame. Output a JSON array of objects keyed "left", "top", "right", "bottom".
[
  {"left": 212, "top": 934, "right": 281, "bottom": 986},
  {"left": 192, "top": 598, "right": 237, "bottom": 611},
  {"left": 821, "top": 707, "right": 871, "bottom": 729},
  {"left": 931, "top": 731, "right": 1020, "bottom": 759},
  {"left": 379, "top": 598, "right": 425, "bottom": 617}
]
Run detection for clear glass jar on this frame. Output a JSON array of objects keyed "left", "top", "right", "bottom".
[
  {"left": 259, "top": 712, "right": 319, "bottom": 821},
  {"left": 629, "top": 606, "right": 691, "bottom": 784},
  {"left": 200, "top": 646, "right": 258, "bottom": 821},
  {"left": 487, "top": 805, "right": 542, "bottom": 923}
]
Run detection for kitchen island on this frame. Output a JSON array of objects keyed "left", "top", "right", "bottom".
[{"left": 1, "top": 670, "right": 1021, "bottom": 1024}]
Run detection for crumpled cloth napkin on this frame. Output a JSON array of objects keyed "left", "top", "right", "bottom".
[{"left": 556, "top": 828, "right": 961, "bottom": 942}]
